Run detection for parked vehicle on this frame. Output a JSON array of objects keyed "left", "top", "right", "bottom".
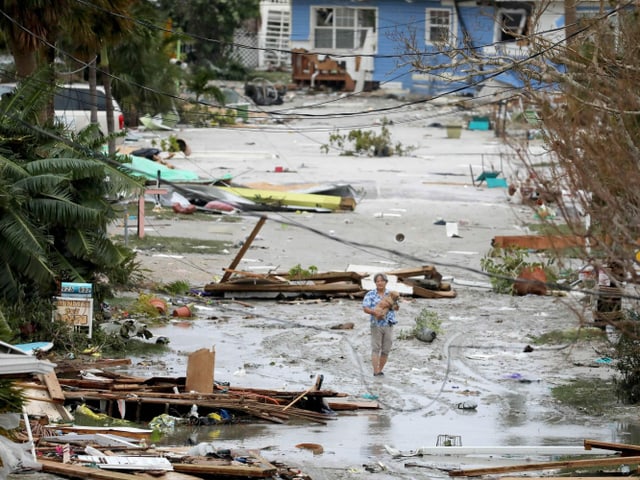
[{"left": 0, "top": 83, "right": 125, "bottom": 135}]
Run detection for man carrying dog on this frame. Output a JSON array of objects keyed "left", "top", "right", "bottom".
[{"left": 362, "top": 273, "right": 399, "bottom": 377}]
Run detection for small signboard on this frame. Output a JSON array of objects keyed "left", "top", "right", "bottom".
[
  {"left": 60, "top": 282, "right": 92, "bottom": 298},
  {"left": 53, "top": 282, "right": 93, "bottom": 338}
]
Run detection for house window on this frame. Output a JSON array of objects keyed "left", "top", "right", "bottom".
[
  {"left": 495, "top": 7, "right": 530, "bottom": 42},
  {"left": 426, "top": 8, "right": 453, "bottom": 44},
  {"left": 313, "top": 7, "right": 376, "bottom": 50}
]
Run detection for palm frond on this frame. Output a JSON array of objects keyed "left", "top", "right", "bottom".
[
  {"left": 12, "top": 174, "right": 69, "bottom": 197},
  {"left": 0, "top": 379, "right": 25, "bottom": 414},
  {"left": 63, "top": 229, "right": 95, "bottom": 259},
  {"left": 0, "top": 210, "right": 51, "bottom": 259},
  {"left": 0, "top": 263, "right": 21, "bottom": 303},
  {"left": 28, "top": 197, "right": 102, "bottom": 228},
  {"left": 25, "top": 157, "right": 105, "bottom": 178},
  {"left": 0, "top": 154, "right": 31, "bottom": 182},
  {"left": 48, "top": 249, "right": 87, "bottom": 283}
]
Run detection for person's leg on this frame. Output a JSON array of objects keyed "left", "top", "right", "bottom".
[
  {"left": 378, "top": 354, "right": 388, "bottom": 373},
  {"left": 378, "top": 326, "right": 393, "bottom": 374},
  {"left": 371, "top": 326, "right": 383, "bottom": 375},
  {"left": 371, "top": 354, "right": 380, "bottom": 374}
]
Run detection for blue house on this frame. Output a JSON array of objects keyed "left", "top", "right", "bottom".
[{"left": 289, "top": 0, "right": 602, "bottom": 97}]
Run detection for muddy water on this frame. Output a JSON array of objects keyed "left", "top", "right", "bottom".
[{"left": 108, "top": 294, "right": 640, "bottom": 478}]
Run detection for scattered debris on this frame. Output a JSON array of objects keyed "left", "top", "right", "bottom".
[
  {"left": 244, "top": 78, "right": 286, "bottom": 106},
  {"left": 292, "top": 48, "right": 355, "bottom": 91}
]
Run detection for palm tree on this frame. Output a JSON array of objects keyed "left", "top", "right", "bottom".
[
  {"left": 101, "top": 0, "right": 182, "bottom": 129},
  {"left": 0, "top": 73, "right": 142, "bottom": 302},
  {"left": 0, "top": 0, "right": 66, "bottom": 78},
  {"left": 61, "top": 0, "right": 135, "bottom": 154},
  {"left": 0, "top": 0, "right": 69, "bottom": 122}
]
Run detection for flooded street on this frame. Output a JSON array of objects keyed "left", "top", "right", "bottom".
[
  {"left": 112, "top": 286, "right": 638, "bottom": 479},
  {"left": 68, "top": 94, "right": 640, "bottom": 479}
]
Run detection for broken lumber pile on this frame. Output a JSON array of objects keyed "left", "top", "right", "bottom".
[
  {"left": 203, "top": 265, "right": 455, "bottom": 299},
  {"left": 386, "top": 265, "right": 456, "bottom": 299},
  {"left": 39, "top": 446, "right": 293, "bottom": 479},
  {"left": 39, "top": 366, "right": 358, "bottom": 425}
]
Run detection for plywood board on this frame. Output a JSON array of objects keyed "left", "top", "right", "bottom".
[{"left": 185, "top": 348, "right": 214, "bottom": 393}]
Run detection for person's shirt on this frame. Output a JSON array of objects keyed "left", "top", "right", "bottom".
[{"left": 362, "top": 289, "right": 397, "bottom": 327}]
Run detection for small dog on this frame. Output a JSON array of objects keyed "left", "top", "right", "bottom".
[{"left": 373, "top": 291, "right": 400, "bottom": 318}]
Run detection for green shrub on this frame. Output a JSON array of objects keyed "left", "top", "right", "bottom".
[
  {"left": 321, "top": 118, "right": 414, "bottom": 157},
  {"left": 480, "top": 247, "right": 556, "bottom": 294}
]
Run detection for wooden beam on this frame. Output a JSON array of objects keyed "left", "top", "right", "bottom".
[
  {"left": 137, "top": 188, "right": 168, "bottom": 239},
  {"left": 40, "top": 459, "right": 145, "bottom": 480},
  {"left": 385, "top": 265, "right": 441, "bottom": 279},
  {"left": 40, "top": 371, "right": 65, "bottom": 403},
  {"left": 449, "top": 455, "right": 640, "bottom": 477},
  {"left": 172, "top": 461, "right": 276, "bottom": 478},
  {"left": 492, "top": 234, "right": 586, "bottom": 250},
  {"left": 584, "top": 439, "right": 640, "bottom": 456},
  {"left": 204, "top": 282, "right": 363, "bottom": 294},
  {"left": 283, "top": 374, "right": 323, "bottom": 411},
  {"left": 398, "top": 278, "right": 457, "bottom": 298},
  {"left": 220, "top": 216, "right": 267, "bottom": 283}
]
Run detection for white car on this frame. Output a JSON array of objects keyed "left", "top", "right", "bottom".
[{"left": 0, "top": 82, "right": 125, "bottom": 135}]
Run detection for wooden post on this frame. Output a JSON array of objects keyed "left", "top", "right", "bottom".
[
  {"left": 137, "top": 188, "right": 168, "bottom": 239},
  {"left": 137, "top": 195, "right": 145, "bottom": 239},
  {"left": 221, "top": 216, "right": 267, "bottom": 283}
]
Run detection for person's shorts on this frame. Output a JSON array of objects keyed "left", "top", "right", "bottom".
[{"left": 371, "top": 325, "right": 393, "bottom": 356}]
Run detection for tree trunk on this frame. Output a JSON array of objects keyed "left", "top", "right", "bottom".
[{"left": 10, "top": 44, "right": 37, "bottom": 80}]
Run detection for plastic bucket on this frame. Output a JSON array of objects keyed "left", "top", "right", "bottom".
[
  {"left": 172, "top": 305, "right": 192, "bottom": 318},
  {"left": 446, "top": 125, "right": 462, "bottom": 139}
]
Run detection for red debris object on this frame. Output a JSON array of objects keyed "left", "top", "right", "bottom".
[{"left": 172, "top": 203, "right": 196, "bottom": 214}]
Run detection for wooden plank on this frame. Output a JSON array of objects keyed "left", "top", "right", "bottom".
[
  {"left": 221, "top": 216, "right": 267, "bottom": 283},
  {"left": 172, "top": 460, "right": 276, "bottom": 478},
  {"left": 76, "top": 455, "right": 173, "bottom": 471},
  {"left": 386, "top": 265, "right": 440, "bottom": 278},
  {"left": 399, "top": 278, "right": 457, "bottom": 298},
  {"left": 204, "top": 282, "right": 363, "bottom": 294},
  {"left": 22, "top": 386, "right": 74, "bottom": 422},
  {"left": 222, "top": 268, "right": 288, "bottom": 282},
  {"left": 185, "top": 348, "right": 215, "bottom": 394},
  {"left": 326, "top": 399, "right": 379, "bottom": 410},
  {"left": 492, "top": 235, "right": 586, "bottom": 250},
  {"left": 449, "top": 455, "right": 640, "bottom": 477},
  {"left": 411, "top": 446, "right": 616, "bottom": 456},
  {"left": 283, "top": 374, "right": 323, "bottom": 411},
  {"left": 40, "top": 459, "right": 147, "bottom": 480},
  {"left": 53, "top": 426, "right": 152, "bottom": 442},
  {"left": 584, "top": 439, "right": 640, "bottom": 456},
  {"left": 272, "top": 271, "right": 366, "bottom": 283},
  {"left": 40, "top": 371, "right": 65, "bottom": 402}
]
